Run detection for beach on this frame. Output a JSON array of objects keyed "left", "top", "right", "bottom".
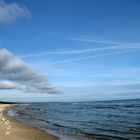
[{"left": 0, "top": 104, "right": 59, "bottom": 140}]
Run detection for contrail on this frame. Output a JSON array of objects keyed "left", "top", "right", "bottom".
[
  {"left": 51, "top": 48, "right": 140, "bottom": 64},
  {"left": 21, "top": 43, "right": 140, "bottom": 58},
  {"left": 51, "top": 36, "right": 121, "bottom": 45},
  {"left": 0, "top": 26, "right": 120, "bottom": 44},
  {"left": 47, "top": 43, "right": 140, "bottom": 55}
]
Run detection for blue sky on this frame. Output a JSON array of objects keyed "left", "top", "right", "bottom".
[{"left": 0, "top": 0, "right": 140, "bottom": 102}]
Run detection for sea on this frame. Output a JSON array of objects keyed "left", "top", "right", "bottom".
[{"left": 7, "top": 99, "right": 140, "bottom": 140}]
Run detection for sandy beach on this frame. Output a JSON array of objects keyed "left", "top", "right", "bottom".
[{"left": 0, "top": 104, "right": 59, "bottom": 140}]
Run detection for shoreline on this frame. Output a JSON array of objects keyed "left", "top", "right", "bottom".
[{"left": 0, "top": 104, "right": 59, "bottom": 140}]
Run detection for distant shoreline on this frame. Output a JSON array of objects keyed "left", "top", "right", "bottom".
[
  {"left": 0, "top": 101, "right": 20, "bottom": 104},
  {"left": 0, "top": 104, "right": 59, "bottom": 140}
]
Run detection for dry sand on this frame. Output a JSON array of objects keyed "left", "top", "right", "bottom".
[{"left": 0, "top": 104, "right": 59, "bottom": 140}]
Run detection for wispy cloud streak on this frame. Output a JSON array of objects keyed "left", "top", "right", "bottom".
[
  {"left": 47, "top": 43, "right": 140, "bottom": 55},
  {"left": 58, "top": 36, "right": 121, "bottom": 45},
  {"left": 21, "top": 43, "right": 140, "bottom": 58},
  {"left": 51, "top": 48, "right": 140, "bottom": 64}
]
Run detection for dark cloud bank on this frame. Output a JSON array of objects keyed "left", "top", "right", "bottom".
[{"left": 0, "top": 48, "right": 55, "bottom": 93}]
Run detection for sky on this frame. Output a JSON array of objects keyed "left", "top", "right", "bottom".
[{"left": 0, "top": 0, "right": 140, "bottom": 102}]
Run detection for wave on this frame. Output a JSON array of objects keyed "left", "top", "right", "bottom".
[{"left": 7, "top": 99, "right": 140, "bottom": 140}]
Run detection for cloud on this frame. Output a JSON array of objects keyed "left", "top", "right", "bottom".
[
  {"left": 51, "top": 48, "right": 140, "bottom": 64},
  {"left": 0, "top": 81, "right": 15, "bottom": 89},
  {"left": 20, "top": 42, "right": 140, "bottom": 59},
  {"left": 0, "top": 48, "right": 55, "bottom": 93},
  {"left": 0, "top": 0, "right": 30, "bottom": 23},
  {"left": 58, "top": 84, "right": 140, "bottom": 100},
  {"left": 47, "top": 43, "right": 140, "bottom": 55},
  {"left": 56, "top": 36, "right": 120, "bottom": 45}
]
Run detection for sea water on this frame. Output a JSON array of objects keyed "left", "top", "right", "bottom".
[{"left": 8, "top": 99, "right": 140, "bottom": 140}]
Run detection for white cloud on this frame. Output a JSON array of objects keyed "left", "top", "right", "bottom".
[
  {"left": 0, "top": 81, "right": 15, "bottom": 89},
  {"left": 0, "top": 48, "right": 55, "bottom": 93},
  {"left": 0, "top": 0, "right": 30, "bottom": 23}
]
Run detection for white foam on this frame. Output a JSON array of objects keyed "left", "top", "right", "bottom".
[{"left": 7, "top": 110, "right": 18, "bottom": 117}]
